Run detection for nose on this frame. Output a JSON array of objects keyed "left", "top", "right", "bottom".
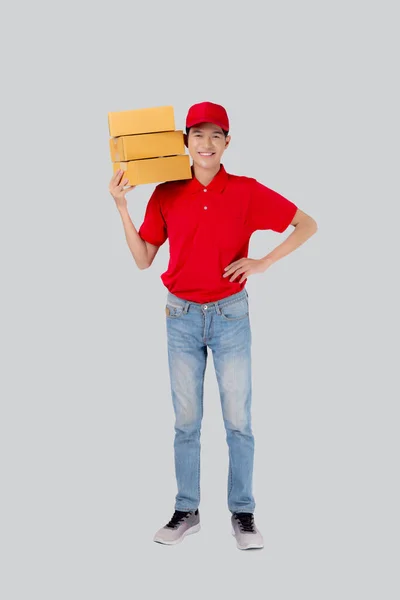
[{"left": 203, "top": 137, "right": 214, "bottom": 149}]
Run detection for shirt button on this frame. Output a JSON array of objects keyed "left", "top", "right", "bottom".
[
  {"left": 204, "top": 206, "right": 208, "bottom": 210},
  {"left": 203, "top": 189, "right": 207, "bottom": 192}
]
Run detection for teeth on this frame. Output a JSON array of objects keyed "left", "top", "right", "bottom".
[{"left": 199, "top": 152, "right": 213, "bottom": 155}]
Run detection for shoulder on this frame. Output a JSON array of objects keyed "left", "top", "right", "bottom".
[
  {"left": 225, "top": 172, "right": 257, "bottom": 193},
  {"left": 156, "top": 178, "right": 189, "bottom": 192},
  {"left": 147, "top": 180, "right": 180, "bottom": 207},
  {"left": 226, "top": 171, "right": 256, "bottom": 185},
  {"left": 231, "top": 173, "right": 275, "bottom": 195},
  {"left": 153, "top": 178, "right": 188, "bottom": 199}
]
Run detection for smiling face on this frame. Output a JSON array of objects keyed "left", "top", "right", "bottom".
[{"left": 185, "top": 122, "right": 231, "bottom": 170}]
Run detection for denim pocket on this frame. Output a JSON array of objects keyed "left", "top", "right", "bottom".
[
  {"left": 219, "top": 297, "right": 249, "bottom": 321},
  {"left": 165, "top": 303, "right": 184, "bottom": 319}
]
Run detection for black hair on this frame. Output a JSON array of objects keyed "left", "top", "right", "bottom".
[{"left": 186, "top": 127, "right": 229, "bottom": 137}]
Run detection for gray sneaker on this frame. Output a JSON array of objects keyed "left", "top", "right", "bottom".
[
  {"left": 231, "top": 512, "right": 264, "bottom": 550},
  {"left": 153, "top": 509, "right": 200, "bottom": 545}
]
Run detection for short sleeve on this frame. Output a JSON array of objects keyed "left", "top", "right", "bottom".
[
  {"left": 138, "top": 186, "right": 168, "bottom": 247},
  {"left": 248, "top": 179, "right": 298, "bottom": 234}
]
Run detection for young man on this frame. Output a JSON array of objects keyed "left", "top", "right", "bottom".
[{"left": 109, "top": 101, "right": 317, "bottom": 550}]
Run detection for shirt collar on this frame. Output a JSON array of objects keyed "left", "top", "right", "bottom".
[{"left": 185, "top": 163, "right": 229, "bottom": 194}]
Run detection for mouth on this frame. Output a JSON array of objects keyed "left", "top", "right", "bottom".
[{"left": 198, "top": 152, "right": 215, "bottom": 157}]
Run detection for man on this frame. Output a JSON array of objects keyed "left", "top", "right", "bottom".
[{"left": 109, "top": 101, "right": 318, "bottom": 550}]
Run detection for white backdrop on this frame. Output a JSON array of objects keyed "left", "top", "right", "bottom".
[{"left": 1, "top": 0, "right": 399, "bottom": 598}]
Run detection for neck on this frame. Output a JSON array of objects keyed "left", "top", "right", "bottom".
[{"left": 192, "top": 162, "right": 221, "bottom": 187}]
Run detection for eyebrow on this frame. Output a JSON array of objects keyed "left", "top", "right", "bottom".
[{"left": 191, "top": 128, "right": 223, "bottom": 134}]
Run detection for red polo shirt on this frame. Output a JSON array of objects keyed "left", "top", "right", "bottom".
[{"left": 138, "top": 163, "right": 297, "bottom": 303}]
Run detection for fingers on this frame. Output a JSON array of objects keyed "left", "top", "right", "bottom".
[
  {"left": 109, "top": 169, "right": 124, "bottom": 189},
  {"left": 109, "top": 171, "right": 129, "bottom": 193},
  {"left": 113, "top": 169, "right": 124, "bottom": 183},
  {"left": 109, "top": 171, "right": 120, "bottom": 191},
  {"left": 109, "top": 169, "right": 135, "bottom": 197},
  {"left": 225, "top": 266, "right": 246, "bottom": 281}
]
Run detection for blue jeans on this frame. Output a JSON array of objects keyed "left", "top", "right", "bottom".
[{"left": 165, "top": 288, "right": 255, "bottom": 514}]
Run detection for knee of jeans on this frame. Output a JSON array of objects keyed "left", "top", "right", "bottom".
[
  {"left": 175, "top": 419, "right": 202, "bottom": 435},
  {"left": 223, "top": 415, "right": 252, "bottom": 434}
]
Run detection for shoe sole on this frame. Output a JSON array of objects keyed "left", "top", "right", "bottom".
[
  {"left": 153, "top": 523, "right": 201, "bottom": 545},
  {"left": 231, "top": 529, "right": 264, "bottom": 550}
]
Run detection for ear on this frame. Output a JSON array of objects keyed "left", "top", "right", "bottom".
[
  {"left": 184, "top": 133, "right": 188, "bottom": 148},
  {"left": 225, "top": 135, "right": 231, "bottom": 149}
]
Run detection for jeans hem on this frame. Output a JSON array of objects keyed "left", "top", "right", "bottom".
[{"left": 229, "top": 507, "right": 256, "bottom": 514}]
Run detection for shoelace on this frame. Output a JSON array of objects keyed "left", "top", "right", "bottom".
[
  {"left": 234, "top": 512, "right": 256, "bottom": 532},
  {"left": 166, "top": 510, "right": 192, "bottom": 529}
]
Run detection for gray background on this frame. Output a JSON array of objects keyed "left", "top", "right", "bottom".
[{"left": 1, "top": 0, "right": 399, "bottom": 598}]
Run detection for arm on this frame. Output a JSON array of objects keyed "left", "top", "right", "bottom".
[
  {"left": 224, "top": 208, "right": 318, "bottom": 283},
  {"left": 260, "top": 208, "right": 318, "bottom": 268},
  {"left": 118, "top": 206, "right": 160, "bottom": 269},
  {"left": 109, "top": 169, "right": 161, "bottom": 269}
]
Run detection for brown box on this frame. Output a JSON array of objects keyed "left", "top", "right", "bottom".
[
  {"left": 113, "top": 155, "right": 192, "bottom": 186},
  {"left": 109, "top": 130, "right": 185, "bottom": 162},
  {"left": 108, "top": 105, "right": 175, "bottom": 137}
]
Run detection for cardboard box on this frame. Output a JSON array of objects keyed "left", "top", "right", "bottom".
[
  {"left": 113, "top": 155, "right": 192, "bottom": 186},
  {"left": 109, "top": 130, "right": 185, "bottom": 162},
  {"left": 108, "top": 105, "right": 175, "bottom": 137}
]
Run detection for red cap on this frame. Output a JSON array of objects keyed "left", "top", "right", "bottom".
[{"left": 186, "top": 101, "right": 229, "bottom": 132}]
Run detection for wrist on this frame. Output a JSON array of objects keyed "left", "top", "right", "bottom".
[
  {"left": 260, "top": 256, "right": 274, "bottom": 269},
  {"left": 118, "top": 204, "right": 128, "bottom": 215}
]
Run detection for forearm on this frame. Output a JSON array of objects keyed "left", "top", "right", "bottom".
[
  {"left": 118, "top": 206, "right": 149, "bottom": 269},
  {"left": 261, "top": 220, "right": 317, "bottom": 267}
]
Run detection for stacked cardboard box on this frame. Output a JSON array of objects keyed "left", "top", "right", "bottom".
[{"left": 108, "top": 105, "right": 192, "bottom": 186}]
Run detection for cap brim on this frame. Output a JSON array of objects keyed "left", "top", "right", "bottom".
[{"left": 187, "top": 120, "right": 228, "bottom": 131}]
